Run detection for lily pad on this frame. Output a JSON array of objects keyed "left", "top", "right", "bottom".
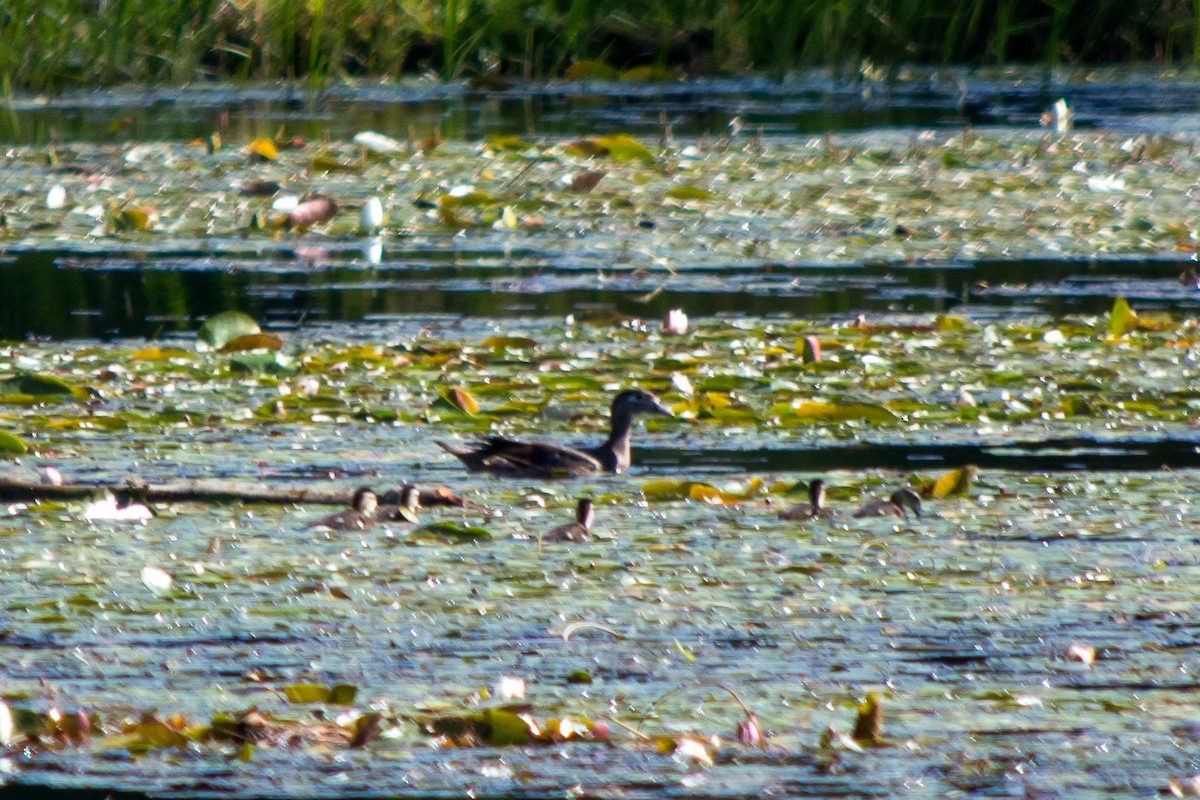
[
  {"left": 413, "top": 521, "right": 492, "bottom": 541},
  {"left": 0, "top": 373, "right": 75, "bottom": 396},
  {"left": 775, "top": 400, "right": 897, "bottom": 424},
  {"left": 197, "top": 311, "right": 261, "bottom": 351}
]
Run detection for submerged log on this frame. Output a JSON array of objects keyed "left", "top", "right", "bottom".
[{"left": 0, "top": 475, "right": 465, "bottom": 508}]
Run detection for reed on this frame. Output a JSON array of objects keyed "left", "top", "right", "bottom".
[{"left": 0, "top": 0, "right": 1195, "bottom": 93}]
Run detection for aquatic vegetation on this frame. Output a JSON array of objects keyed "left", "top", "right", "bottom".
[
  {"left": 4, "top": 123, "right": 1200, "bottom": 797},
  {"left": 0, "top": 0, "right": 1193, "bottom": 91}
]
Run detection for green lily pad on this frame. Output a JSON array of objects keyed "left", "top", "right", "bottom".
[
  {"left": 229, "top": 353, "right": 297, "bottom": 375},
  {"left": 197, "top": 311, "right": 261, "bottom": 351},
  {"left": 413, "top": 521, "right": 493, "bottom": 541},
  {"left": 0, "top": 431, "right": 28, "bottom": 455},
  {"left": 0, "top": 373, "right": 76, "bottom": 396}
]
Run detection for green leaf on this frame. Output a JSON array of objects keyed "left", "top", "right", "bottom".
[
  {"left": 1107, "top": 296, "right": 1138, "bottom": 337},
  {"left": 665, "top": 185, "right": 716, "bottom": 201},
  {"left": 563, "top": 60, "right": 619, "bottom": 81},
  {"left": 620, "top": 65, "right": 676, "bottom": 82},
  {"left": 477, "top": 708, "right": 533, "bottom": 746},
  {"left": 481, "top": 335, "right": 538, "bottom": 351},
  {"left": 0, "top": 431, "right": 28, "bottom": 455},
  {"left": 774, "top": 400, "right": 897, "bottom": 424},
  {"left": 197, "top": 311, "right": 261, "bottom": 351},
  {"left": 413, "top": 521, "right": 493, "bottom": 541},
  {"left": 0, "top": 373, "right": 75, "bottom": 396},
  {"left": 566, "top": 669, "right": 593, "bottom": 684},
  {"left": 434, "top": 387, "right": 480, "bottom": 416},
  {"left": 283, "top": 683, "right": 332, "bottom": 704},
  {"left": 328, "top": 684, "right": 358, "bottom": 705},
  {"left": 593, "top": 135, "right": 655, "bottom": 163},
  {"left": 487, "top": 135, "right": 534, "bottom": 152},
  {"left": 918, "top": 465, "right": 976, "bottom": 498}
]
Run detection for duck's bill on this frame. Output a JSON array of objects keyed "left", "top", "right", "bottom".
[{"left": 649, "top": 398, "right": 673, "bottom": 416}]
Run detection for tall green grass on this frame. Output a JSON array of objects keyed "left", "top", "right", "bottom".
[{"left": 0, "top": 0, "right": 1196, "bottom": 93}]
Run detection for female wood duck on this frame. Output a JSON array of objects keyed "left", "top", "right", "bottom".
[
  {"left": 779, "top": 479, "right": 832, "bottom": 521},
  {"left": 437, "top": 389, "right": 671, "bottom": 478},
  {"left": 852, "top": 487, "right": 922, "bottom": 519},
  {"left": 306, "top": 486, "right": 377, "bottom": 531},
  {"left": 543, "top": 498, "right": 594, "bottom": 543},
  {"left": 376, "top": 485, "right": 420, "bottom": 523}
]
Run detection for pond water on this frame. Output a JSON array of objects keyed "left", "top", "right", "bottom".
[{"left": 4, "top": 70, "right": 1200, "bottom": 799}]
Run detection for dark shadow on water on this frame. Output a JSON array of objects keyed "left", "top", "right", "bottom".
[
  {"left": 1, "top": 247, "right": 1198, "bottom": 340},
  {"left": 637, "top": 435, "right": 1200, "bottom": 473}
]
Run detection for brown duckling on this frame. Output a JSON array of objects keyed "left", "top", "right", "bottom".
[
  {"left": 779, "top": 479, "right": 832, "bottom": 521},
  {"left": 437, "top": 389, "right": 671, "bottom": 478},
  {"left": 852, "top": 487, "right": 922, "bottom": 519},
  {"left": 543, "top": 498, "right": 594, "bottom": 543},
  {"left": 306, "top": 486, "right": 377, "bottom": 531},
  {"left": 376, "top": 485, "right": 420, "bottom": 524}
]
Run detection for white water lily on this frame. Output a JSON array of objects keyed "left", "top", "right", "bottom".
[
  {"left": 0, "top": 699, "right": 12, "bottom": 746},
  {"left": 141, "top": 565, "right": 173, "bottom": 595},
  {"left": 362, "top": 237, "right": 383, "bottom": 265},
  {"left": 1086, "top": 174, "right": 1125, "bottom": 193},
  {"left": 352, "top": 130, "right": 404, "bottom": 154},
  {"left": 1052, "top": 98, "right": 1071, "bottom": 132},
  {"left": 493, "top": 675, "right": 526, "bottom": 700},
  {"left": 662, "top": 308, "right": 688, "bottom": 335},
  {"left": 360, "top": 197, "right": 384, "bottom": 232},
  {"left": 83, "top": 492, "right": 153, "bottom": 522},
  {"left": 272, "top": 194, "right": 301, "bottom": 212},
  {"left": 46, "top": 185, "right": 66, "bottom": 210}
]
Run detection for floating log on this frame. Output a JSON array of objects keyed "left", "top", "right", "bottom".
[{"left": 0, "top": 475, "right": 465, "bottom": 508}]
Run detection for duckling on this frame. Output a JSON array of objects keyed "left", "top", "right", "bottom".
[
  {"left": 375, "top": 484, "right": 420, "bottom": 524},
  {"left": 543, "top": 498, "right": 594, "bottom": 543},
  {"left": 779, "top": 479, "right": 832, "bottom": 521},
  {"left": 852, "top": 487, "right": 922, "bottom": 519},
  {"left": 306, "top": 486, "right": 377, "bottom": 531},
  {"left": 437, "top": 389, "right": 671, "bottom": 478}
]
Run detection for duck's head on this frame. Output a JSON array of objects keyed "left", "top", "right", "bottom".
[
  {"left": 807, "top": 479, "right": 827, "bottom": 510},
  {"left": 351, "top": 486, "right": 378, "bottom": 515},
  {"left": 613, "top": 389, "right": 672, "bottom": 417},
  {"left": 576, "top": 497, "right": 595, "bottom": 529},
  {"left": 890, "top": 487, "right": 922, "bottom": 518},
  {"left": 400, "top": 485, "right": 421, "bottom": 511}
]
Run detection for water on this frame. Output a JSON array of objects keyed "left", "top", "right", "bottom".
[{"left": 4, "top": 71, "right": 1200, "bottom": 800}]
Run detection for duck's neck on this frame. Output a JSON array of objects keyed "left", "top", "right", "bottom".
[{"left": 603, "top": 404, "right": 636, "bottom": 470}]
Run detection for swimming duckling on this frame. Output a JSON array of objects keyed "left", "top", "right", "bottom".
[
  {"left": 437, "top": 389, "right": 671, "bottom": 478},
  {"left": 543, "top": 498, "right": 594, "bottom": 543},
  {"left": 852, "top": 487, "right": 922, "bottom": 519},
  {"left": 375, "top": 484, "right": 420, "bottom": 524},
  {"left": 778, "top": 479, "right": 832, "bottom": 521},
  {"left": 306, "top": 486, "right": 377, "bottom": 531}
]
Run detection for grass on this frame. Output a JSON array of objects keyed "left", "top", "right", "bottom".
[{"left": 0, "top": 0, "right": 1197, "bottom": 93}]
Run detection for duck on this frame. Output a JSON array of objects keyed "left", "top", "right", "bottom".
[
  {"left": 852, "top": 487, "right": 922, "bottom": 519},
  {"left": 437, "top": 389, "right": 671, "bottom": 478},
  {"left": 543, "top": 498, "right": 594, "bottom": 543},
  {"left": 375, "top": 485, "right": 420, "bottom": 524},
  {"left": 305, "top": 486, "right": 377, "bottom": 531},
  {"left": 778, "top": 479, "right": 832, "bottom": 521}
]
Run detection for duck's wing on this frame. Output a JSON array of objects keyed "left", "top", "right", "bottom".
[
  {"left": 443, "top": 436, "right": 602, "bottom": 477},
  {"left": 543, "top": 521, "right": 590, "bottom": 543},
  {"left": 306, "top": 510, "right": 373, "bottom": 531},
  {"left": 778, "top": 502, "right": 816, "bottom": 521},
  {"left": 376, "top": 504, "right": 419, "bottom": 524},
  {"left": 851, "top": 499, "right": 900, "bottom": 518}
]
